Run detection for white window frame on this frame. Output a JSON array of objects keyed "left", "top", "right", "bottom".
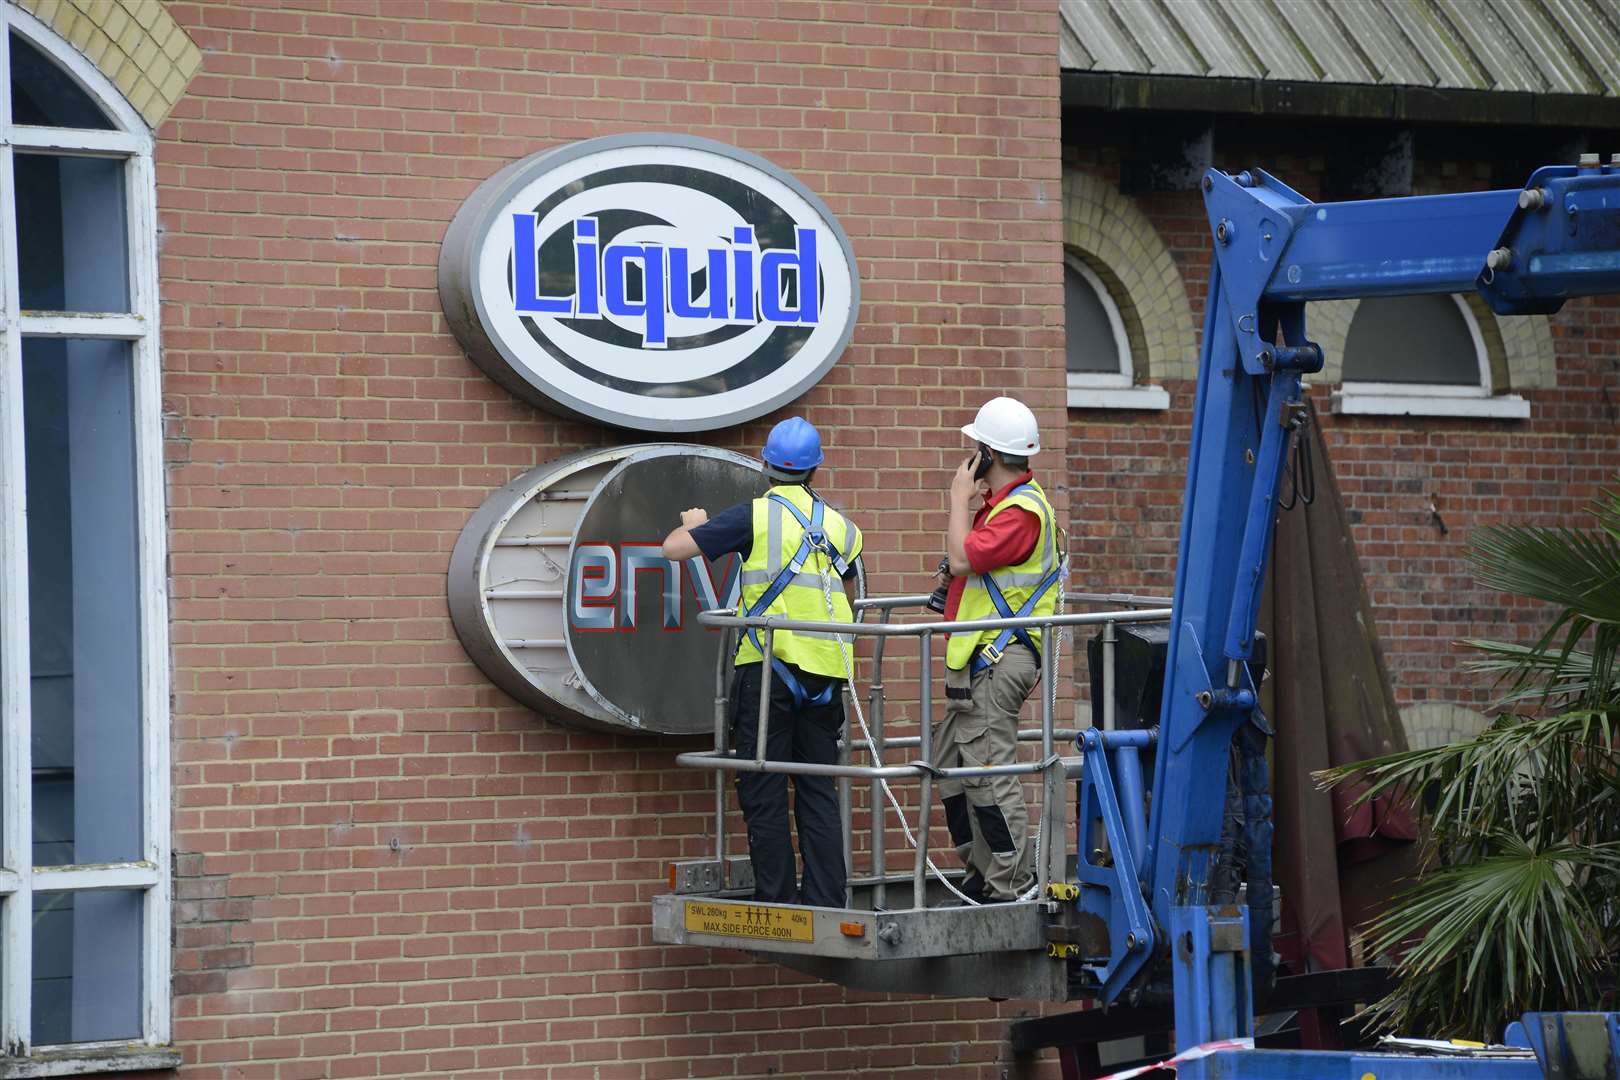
[
  {"left": 1333, "top": 294, "right": 1528, "bottom": 419},
  {"left": 0, "top": 5, "right": 174, "bottom": 1072},
  {"left": 1064, "top": 255, "right": 1168, "bottom": 410}
]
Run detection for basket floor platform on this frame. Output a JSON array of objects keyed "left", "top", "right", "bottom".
[{"left": 650, "top": 872, "right": 1078, "bottom": 1002}]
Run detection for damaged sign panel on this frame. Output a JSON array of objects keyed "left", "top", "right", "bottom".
[{"left": 449, "top": 445, "right": 768, "bottom": 734}]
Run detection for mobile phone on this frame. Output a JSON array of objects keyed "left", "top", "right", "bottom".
[{"left": 971, "top": 443, "right": 993, "bottom": 481}]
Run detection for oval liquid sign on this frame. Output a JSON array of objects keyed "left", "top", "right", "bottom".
[{"left": 439, "top": 134, "right": 861, "bottom": 432}]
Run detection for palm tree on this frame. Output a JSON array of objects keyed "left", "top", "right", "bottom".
[{"left": 1322, "top": 486, "right": 1620, "bottom": 1039}]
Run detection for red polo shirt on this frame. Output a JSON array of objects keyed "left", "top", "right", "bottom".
[{"left": 943, "top": 471, "right": 1041, "bottom": 622}]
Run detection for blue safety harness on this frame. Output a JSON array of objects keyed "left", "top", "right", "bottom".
[
  {"left": 969, "top": 485, "right": 1061, "bottom": 676},
  {"left": 743, "top": 493, "right": 850, "bottom": 709}
]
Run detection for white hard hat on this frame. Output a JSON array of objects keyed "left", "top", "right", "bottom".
[{"left": 961, "top": 396, "right": 1040, "bottom": 456}]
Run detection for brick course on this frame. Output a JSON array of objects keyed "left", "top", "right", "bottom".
[
  {"left": 158, "top": 2, "right": 1067, "bottom": 1077},
  {"left": 122, "top": 2, "right": 1620, "bottom": 1074}
]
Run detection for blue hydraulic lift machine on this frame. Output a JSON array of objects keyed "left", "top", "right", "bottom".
[{"left": 1070, "top": 157, "right": 1620, "bottom": 1078}]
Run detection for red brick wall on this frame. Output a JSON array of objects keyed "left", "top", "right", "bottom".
[
  {"left": 1064, "top": 141, "right": 1620, "bottom": 715},
  {"left": 158, "top": 1, "right": 1067, "bottom": 1077}
]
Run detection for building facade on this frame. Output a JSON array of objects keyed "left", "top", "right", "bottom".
[
  {"left": 1055, "top": 0, "right": 1620, "bottom": 746},
  {"left": 0, "top": 1, "right": 1613, "bottom": 1078}
]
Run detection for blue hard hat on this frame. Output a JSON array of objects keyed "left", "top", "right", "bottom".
[{"left": 761, "top": 417, "right": 824, "bottom": 472}]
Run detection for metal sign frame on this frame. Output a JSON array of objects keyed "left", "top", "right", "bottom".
[
  {"left": 449, "top": 444, "right": 767, "bottom": 735},
  {"left": 448, "top": 446, "right": 640, "bottom": 731}
]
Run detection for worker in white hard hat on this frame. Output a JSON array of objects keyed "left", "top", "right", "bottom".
[{"left": 931, "top": 396, "right": 1061, "bottom": 904}]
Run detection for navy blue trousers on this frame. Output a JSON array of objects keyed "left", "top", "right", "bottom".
[{"left": 729, "top": 662, "right": 847, "bottom": 908}]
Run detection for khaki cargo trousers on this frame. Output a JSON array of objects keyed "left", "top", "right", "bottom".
[{"left": 931, "top": 644, "right": 1039, "bottom": 902}]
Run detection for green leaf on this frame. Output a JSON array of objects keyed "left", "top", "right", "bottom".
[{"left": 1327, "top": 481, "right": 1620, "bottom": 1037}]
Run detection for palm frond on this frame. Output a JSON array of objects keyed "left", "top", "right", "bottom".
[
  {"left": 1319, "top": 710, "right": 1617, "bottom": 819},
  {"left": 1469, "top": 523, "right": 1620, "bottom": 626},
  {"left": 1326, "top": 479, "right": 1620, "bottom": 1037},
  {"left": 1459, "top": 639, "right": 1595, "bottom": 705},
  {"left": 1591, "top": 486, "right": 1620, "bottom": 546},
  {"left": 1468, "top": 517, "right": 1620, "bottom": 713},
  {"left": 1360, "top": 838, "right": 1620, "bottom": 1038}
]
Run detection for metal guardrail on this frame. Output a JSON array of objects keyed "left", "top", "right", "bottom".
[{"left": 679, "top": 592, "right": 1173, "bottom": 912}]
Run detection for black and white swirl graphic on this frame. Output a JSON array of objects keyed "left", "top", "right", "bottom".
[{"left": 440, "top": 134, "right": 859, "bottom": 433}]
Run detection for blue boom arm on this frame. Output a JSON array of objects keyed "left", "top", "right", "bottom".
[{"left": 1072, "top": 159, "right": 1620, "bottom": 1066}]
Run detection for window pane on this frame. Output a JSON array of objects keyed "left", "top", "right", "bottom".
[
  {"left": 9, "top": 31, "right": 115, "bottom": 129},
  {"left": 1066, "top": 264, "right": 1122, "bottom": 375},
  {"left": 1342, "top": 295, "right": 1482, "bottom": 386},
  {"left": 32, "top": 889, "right": 143, "bottom": 1044},
  {"left": 24, "top": 339, "right": 143, "bottom": 868},
  {"left": 15, "top": 153, "right": 130, "bottom": 313}
]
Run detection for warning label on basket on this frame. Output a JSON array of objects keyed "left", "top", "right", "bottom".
[{"left": 684, "top": 900, "right": 814, "bottom": 942}]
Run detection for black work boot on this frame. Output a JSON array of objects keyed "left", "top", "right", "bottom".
[{"left": 932, "top": 872, "right": 985, "bottom": 908}]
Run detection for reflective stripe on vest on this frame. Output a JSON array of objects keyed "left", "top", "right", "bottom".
[
  {"left": 946, "top": 480, "right": 1060, "bottom": 671},
  {"left": 735, "top": 486, "right": 864, "bottom": 681}
]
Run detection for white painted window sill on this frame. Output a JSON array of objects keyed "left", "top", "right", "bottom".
[
  {"left": 1066, "top": 384, "right": 1170, "bottom": 411},
  {"left": 1331, "top": 391, "right": 1529, "bottom": 420},
  {"left": 0, "top": 1045, "right": 181, "bottom": 1077}
]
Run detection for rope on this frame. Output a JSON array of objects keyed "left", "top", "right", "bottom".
[
  {"left": 1016, "top": 555, "right": 1069, "bottom": 903},
  {"left": 808, "top": 540, "right": 983, "bottom": 906}
]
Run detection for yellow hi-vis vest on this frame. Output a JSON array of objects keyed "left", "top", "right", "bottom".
[
  {"left": 734, "top": 485, "right": 864, "bottom": 680},
  {"left": 946, "top": 480, "right": 1060, "bottom": 671}
]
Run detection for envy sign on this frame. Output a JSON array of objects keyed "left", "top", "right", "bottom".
[{"left": 569, "top": 543, "right": 739, "bottom": 631}]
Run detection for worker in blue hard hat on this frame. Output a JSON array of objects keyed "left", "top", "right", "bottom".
[
  {"left": 932, "top": 396, "right": 1061, "bottom": 904},
  {"left": 662, "top": 416, "right": 866, "bottom": 908}
]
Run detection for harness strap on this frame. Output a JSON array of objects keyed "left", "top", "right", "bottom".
[
  {"left": 766, "top": 494, "right": 849, "bottom": 574},
  {"left": 969, "top": 486, "right": 1060, "bottom": 675},
  {"left": 970, "top": 570, "right": 1060, "bottom": 674},
  {"left": 742, "top": 494, "right": 848, "bottom": 709}
]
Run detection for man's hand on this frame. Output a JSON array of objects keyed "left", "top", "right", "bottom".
[
  {"left": 663, "top": 509, "right": 707, "bottom": 561},
  {"left": 950, "top": 454, "right": 984, "bottom": 508},
  {"left": 946, "top": 454, "right": 983, "bottom": 577}
]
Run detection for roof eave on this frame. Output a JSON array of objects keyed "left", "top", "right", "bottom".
[{"left": 1061, "top": 70, "right": 1620, "bottom": 129}]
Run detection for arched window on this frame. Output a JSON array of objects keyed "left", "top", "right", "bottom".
[
  {"left": 0, "top": 6, "right": 172, "bottom": 1065},
  {"left": 1335, "top": 294, "right": 1528, "bottom": 418},
  {"left": 1064, "top": 253, "right": 1168, "bottom": 409},
  {"left": 1065, "top": 256, "right": 1129, "bottom": 383}
]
